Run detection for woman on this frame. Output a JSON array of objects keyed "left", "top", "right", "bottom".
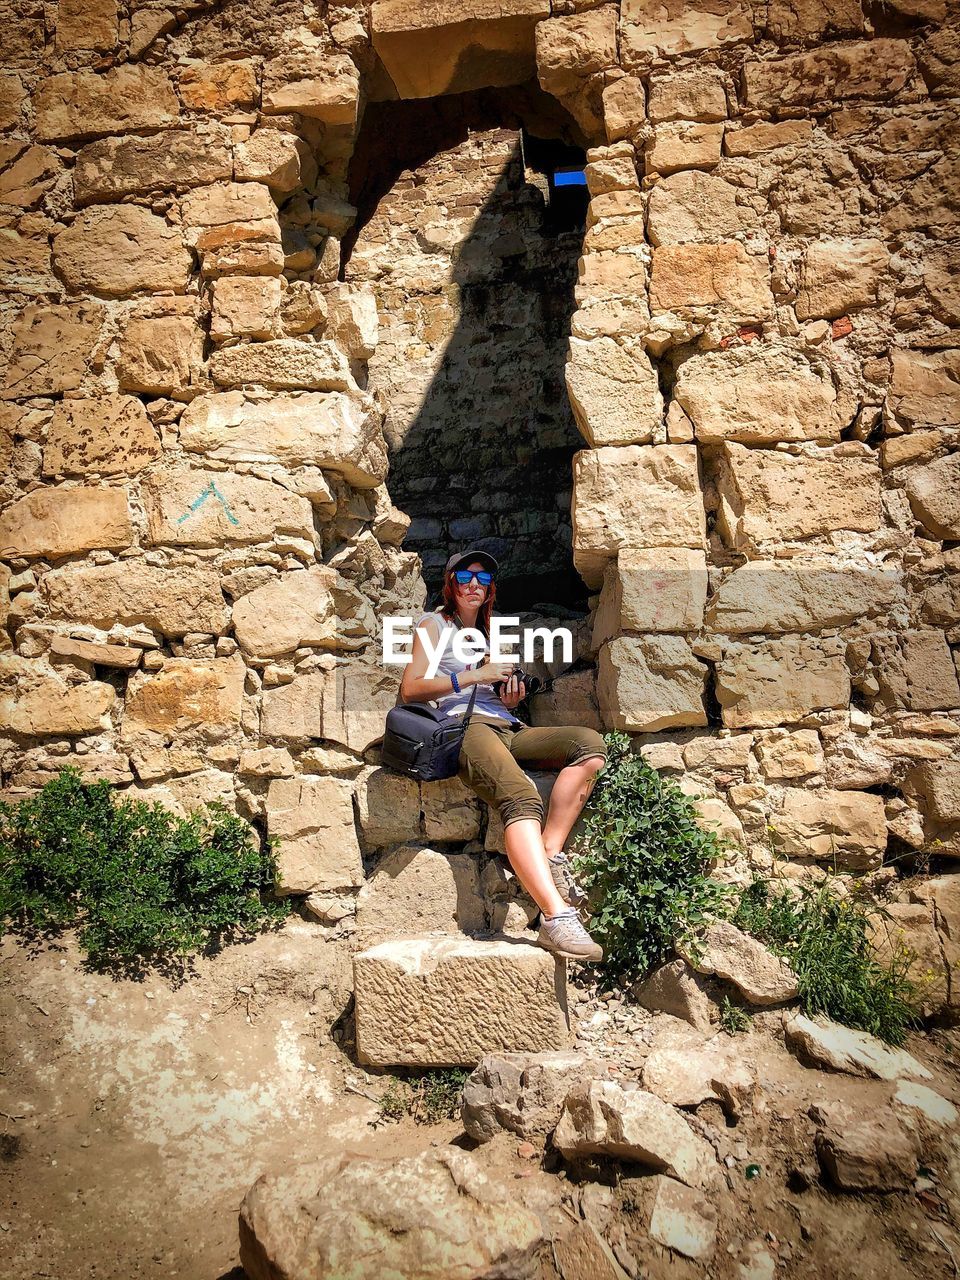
[{"left": 399, "top": 547, "right": 607, "bottom": 962}]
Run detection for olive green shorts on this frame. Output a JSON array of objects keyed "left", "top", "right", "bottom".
[{"left": 457, "top": 713, "right": 607, "bottom": 829}]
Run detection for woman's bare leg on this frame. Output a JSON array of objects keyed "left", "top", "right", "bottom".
[
  {"left": 541, "top": 755, "right": 606, "bottom": 860},
  {"left": 502, "top": 818, "right": 568, "bottom": 917}
]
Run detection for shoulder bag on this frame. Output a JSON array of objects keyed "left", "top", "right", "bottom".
[{"left": 380, "top": 680, "right": 479, "bottom": 782}]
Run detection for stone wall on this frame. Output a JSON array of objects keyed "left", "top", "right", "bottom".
[{"left": 1, "top": 0, "right": 959, "bottom": 937}]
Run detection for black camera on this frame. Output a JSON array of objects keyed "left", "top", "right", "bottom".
[{"left": 492, "top": 668, "right": 544, "bottom": 699}]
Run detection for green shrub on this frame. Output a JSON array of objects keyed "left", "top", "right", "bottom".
[
  {"left": 0, "top": 768, "right": 288, "bottom": 973},
  {"left": 376, "top": 1068, "right": 470, "bottom": 1126},
  {"left": 733, "top": 877, "right": 922, "bottom": 1045},
  {"left": 718, "top": 996, "right": 751, "bottom": 1035},
  {"left": 570, "top": 730, "right": 732, "bottom": 987}
]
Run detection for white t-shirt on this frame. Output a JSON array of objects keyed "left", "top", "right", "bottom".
[{"left": 413, "top": 611, "right": 521, "bottom": 725}]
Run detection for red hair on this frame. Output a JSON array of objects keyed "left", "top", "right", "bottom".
[{"left": 440, "top": 569, "right": 496, "bottom": 638}]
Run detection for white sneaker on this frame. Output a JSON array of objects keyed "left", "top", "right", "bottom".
[
  {"left": 547, "top": 853, "right": 589, "bottom": 909},
  {"left": 537, "top": 908, "right": 603, "bottom": 963}
]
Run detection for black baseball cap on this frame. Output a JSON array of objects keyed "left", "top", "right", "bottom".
[{"left": 445, "top": 548, "right": 499, "bottom": 576}]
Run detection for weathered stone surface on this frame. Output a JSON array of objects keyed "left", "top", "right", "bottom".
[
  {"left": 122, "top": 657, "right": 244, "bottom": 744},
  {"left": 210, "top": 277, "right": 281, "bottom": 341},
  {"left": 536, "top": 7, "right": 617, "bottom": 99},
  {"left": 529, "top": 668, "right": 603, "bottom": 733},
  {"left": 239, "top": 1148, "right": 545, "bottom": 1280},
  {"left": 355, "top": 766, "right": 421, "bottom": 848},
  {"left": 889, "top": 350, "right": 960, "bottom": 428},
  {"left": 116, "top": 308, "right": 205, "bottom": 395},
  {"left": 422, "top": 775, "right": 483, "bottom": 843},
  {"left": 906, "top": 453, "right": 960, "bottom": 540},
  {"left": 646, "top": 122, "right": 724, "bottom": 175},
  {"left": 2, "top": 303, "right": 103, "bottom": 399},
  {"left": 573, "top": 445, "right": 705, "bottom": 588},
  {"left": 554, "top": 1223, "right": 630, "bottom": 1280},
  {"left": 648, "top": 67, "right": 727, "bottom": 123},
  {"left": 0, "top": 218, "right": 56, "bottom": 294},
  {"left": 320, "top": 661, "right": 402, "bottom": 755},
  {"left": 354, "top": 936, "right": 571, "bottom": 1067},
  {"left": 0, "top": 73, "right": 25, "bottom": 130},
  {"left": 650, "top": 243, "right": 771, "bottom": 318},
  {"left": 716, "top": 636, "right": 850, "bottom": 729},
  {"left": 357, "top": 844, "right": 484, "bottom": 941},
  {"left": 565, "top": 336, "right": 661, "bottom": 447},
  {"left": 642, "top": 1040, "right": 755, "bottom": 1115},
  {"left": 708, "top": 561, "right": 900, "bottom": 633},
  {"left": 53, "top": 205, "right": 190, "bottom": 296},
  {"left": 178, "top": 391, "right": 388, "bottom": 488},
  {"left": 648, "top": 1176, "right": 717, "bottom": 1261},
  {"left": 180, "top": 181, "right": 276, "bottom": 229},
  {"left": 0, "top": 142, "right": 59, "bottom": 208},
  {"left": 593, "top": 548, "right": 707, "bottom": 644},
  {"left": 195, "top": 218, "right": 285, "bottom": 279},
  {"left": 904, "top": 760, "right": 960, "bottom": 824},
  {"left": 893, "top": 1080, "right": 957, "bottom": 1127},
  {"left": 55, "top": 0, "right": 118, "bottom": 50},
  {"left": 462, "top": 1050, "right": 602, "bottom": 1143},
  {"left": 50, "top": 636, "right": 141, "bottom": 669},
  {"left": 772, "top": 789, "right": 888, "bottom": 869},
  {"left": 142, "top": 469, "right": 313, "bottom": 548},
  {"left": 178, "top": 60, "right": 258, "bottom": 111},
  {"left": 796, "top": 239, "right": 891, "bottom": 320},
  {"left": 764, "top": 0, "right": 866, "bottom": 41},
  {"left": 74, "top": 128, "right": 233, "bottom": 202},
  {"left": 723, "top": 119, "right": 814, "bottom": 156},
  {"left": 602, "top": 76, "right": 645, "bottom": 143},
  {"left": 872, "top": 631, "right": 960, "bottom": 712},
  {"left": 620, "top": 0, "right": 753, "bottom": 65},
  {"left": 326, "top": 286, "right": 378, "bottom": 359},
  {"left": 235, "top": 130, "right": 316, "bottom": 194},
  {"left": 0, "top": 486, "right": 131, "bottom": 560},
  {"left": 35, "top": 67, "right": 179, "bottom": 142},
  {"left": 743, "top": 40, "right": 918, "bottom": 110},
  {"left": 870, "top": 901, "right": 954, "bottom": 1016},
  {"left": 43, "top": 561, "right": 228, "bottom": 636},
  {"left": 632, "top": 959, "right": 715, "bottom": 1032},
  {"left": 881, "top": 430, "right": 942, "bottom": 470},
  {"left": 715, "top": 445, "right": 882, "bottom": 551},
  {"left": 208, "top": 339, "right": 353, "bottom": 392},
  {"left": 259, "top": 673, "right": 325, "bottom": 741},
  {"left": 785, "top": 1014, "right": 931, "bottom": 1081},
  {"left": 262, "top": 49, "right": 359, "bottom": 122},
  {"left": 814, "top": 1105, "right": 919, "bottom": 1192},
  {"left": 553, "top": 1079, "right": 716, "bottom": 1187},
  {"left": 679, "top": 921, "right": 798, "bottom": 1005},
  {"left": 755, "top": 729, "right": 823, "bottom": 780},
  {"left": 0, "top": 658, "right": 115, "bottom": 736},
  {"left": 371, "top": 1, "right": 548, "bottom": 99},
  {"left": 676, "top": 347, "right": 846, "bottom": 444},
  {"left": 266, "top": 774, "right": 363, "bottom": 895},
  {"left": 231, "top": 567, "right": 374, "bottom": 659},
  {"left": 598, "top": 634, "right": 707, "bottom": 732},
  {"left": 43, "top": 396, "right": 160, "bottom": 477}
]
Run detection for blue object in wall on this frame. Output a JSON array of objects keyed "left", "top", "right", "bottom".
[{"left": 553, "top": 168, "right": 587, "bottom": 187}]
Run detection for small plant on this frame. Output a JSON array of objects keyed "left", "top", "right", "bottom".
[
  {"left": 0, "top": 768, "right": 288, "bottom": 974},
  {"left": 733, "top": 877, "right": 922, "bottom": 1045},
  {"left": 376, "top": 1068, "right": 470, "bottom": 1125},
  {"left": 719, "top": 996, "right": 750, "bottom": 1035},
  {"left": 570, "top": 730, "right": 733, "bottom": 987}
]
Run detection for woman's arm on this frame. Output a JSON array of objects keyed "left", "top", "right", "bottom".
[{"left": 399, "top": 618, "right": 513, "bottom": 704}]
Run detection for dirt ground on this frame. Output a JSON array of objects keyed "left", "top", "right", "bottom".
[{"left": 3, "top": 917, "right": 960, "bottom": 1280}]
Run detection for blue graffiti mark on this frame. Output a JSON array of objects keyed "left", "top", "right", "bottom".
[{"left": 176, "top": 481, "right": 240, "bottom": 527}]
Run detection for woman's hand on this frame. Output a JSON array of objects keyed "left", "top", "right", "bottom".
[
  {"left": 497, "top": 672, "right": 526, "bottom": 710},
  {"left": 470, "top": 660, "right": 516, "bottom": 686}
]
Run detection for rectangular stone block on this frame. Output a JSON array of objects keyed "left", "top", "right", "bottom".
[
  {"left": 74, "top": 128, "right": 233, "bottom": 202},
  {"left": 773, "top": 788, "right": 887, "bottom": 870},
  {"left": 2, "top": 302, "right": 103, "bottom": 399},
  {"left": 142, "top": 469, "right": 313, "bottom": 548},
  {"left": 742, "top": 39, "right": 917, "bottom": 111},
  {"left": 598, "top": 634, "right": 707, "bottom": 733},
  {"left": 0, "top": 486, "right": 131, "bottom": 560},
  {"left": 354, "top": 936, "right": 571, "bottom": 1067},
  {"left": 43, "top": 561, "right": 229, "bottom": 636},
  {"left": 593, "top": 547, "right": 707, "bottom": 645},
  {"left": 267, "top": 775, "right": 363, "bottom": 895},
  {"left": 716, "top": 636, "right": 850, "bottom": 729},
  {"left": 707, "top": 561, "right": 901, "bottom": 634},
  {"left": 35, "top": 67, "right": 179, "bottom": 142}
]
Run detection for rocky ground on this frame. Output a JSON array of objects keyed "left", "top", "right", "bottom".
[{"left": 3, "top": 916, "right": 960, "bottom": 1280}]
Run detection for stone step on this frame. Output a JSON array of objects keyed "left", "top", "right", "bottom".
[{"left": 353, "top": 935, "right": 572, "bottom": 1067}]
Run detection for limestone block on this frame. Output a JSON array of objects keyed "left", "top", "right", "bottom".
[
  {"left": 903, "top": 760, "right": 960, "bottom": 823},
  {"left": 572, "top": 445, "right": 705, "bottom": 588},
  {"left": 796, "top": 239, "right": 891, "bottom": 321},
  {"left": 353, "top": 936, "right": 571, "bottom": 1067},
  {"left": 675, "top": 346, "right": 845, "bottom": 444},
  {"left": 178, "top": 390, "right": 386, "bottom": 488},
  {"left": 715, "top": 444, "right": 882, "bottom": 552},
  {"left": 280, "top": 282, "right": 328, "bottom": 337},
  {"left": 642, "top": 1041, "right": 754, "bottom": 1112},
  {"left": 694, "top": 796, "right": 745, "bottom": 846},
  {"left": 122, "top": 656, "right": 244, "bottom": 744},
  {"left": 370, "top": 2, "right": 548, "bottom": 99},
  {"left": 234, "top": 130, "right": 315, "bottom": 194},
  {"left": 266, "top": 774, "right": 363, "bottom": 895},
  {"left": 785, "top": 1014, "right": 931, "bottom": 1081},
  {"left": 262, "top": 50, "right": 359, "bottom": 123},
  {"left": 648, "top": 171, "right": 748, "bottom": 248},
  {"left": 462, "top": 1050, "right": 603, "bottom": 1143},
  {"left": 535, "top": 6, "right": 618, "bottom": 99},
  {"left": 814, "top": 1105, "right": 920, "bottom": 1193},
  {"left": 565, "top": 336, "right": 661, "bottom": 447},
  {"left": 648, "top": 1177, "right": 717, "bottom": 1260},
  {"left": 723, "top": 119, "right": 814, "bottom": 156},
  {"left": 49, "top": 636, "right": 138, "bottom": 669},
  {"left": 232, "top": 567, "right": 374, "bottom": 659},
  {"left": 577, "top": 248, "right": 648, "bottom": 298},
  {"left": 598, "top": 635, "right": 707, "bottom": 733},
  {"left": 743, "top": 40, "right": 918, "bottom": 111},
  {"left": 325, "top": 286, "right": 379, "bottom": 359},
  {"left": 0, "top": 218, "right": 56, "bottom": 294},
  {"left": 529, "top": 668, "right": 603, "bottom": 732},
  {"left": 355, "top": 766, "right": 421, "bottom": 848},
  {"left": 620, "top": 0, "right": 753, "bottom": 65},
  {"left": 0, "top": 143, "right": 59, "bottom": 208},
  {"left": 116, "top": 308, "right": 205, "bottom": 396},
  {"left": 35, "top": 67, "right": 179, "bottom": 142},
  {"left": 0, "top": 486, "right": 131, "bottom": 560},
  {"left": 602, "top": 76, "right": 645, "bottom": 143},
  {"left": 553, "top": 1079, "right": 716, "bottom": 1186},
  {"left": 772, "top": 789, "right": 888, "bottom": 869},
  {"left": 715, "top": 636, "right": 850, "bottom": 729},
  {"left": 74, "top": 128, "right": 233, "bottom": 202},
  {"left": 2, "top": 303, "right": 103, "bottom": 399},
  {"left": 319, "top": 659, "right": 402, "bottom": 754},
  {"left": 55, "top": 0, "right": 118, "bottom": 50},
  {"left": 42, "top": 396, "right": 160, "bottom": 477},
  {"left": 881, "top": 431, "right": 942, "bottom": 470},
  {"left": 632, "top": 959, "right": 715, "bottom": 1032},
  {"left": 756, "top": 729, "right": 824, "bottom": 780},
  {"left": 0, "top": 74, "right": 25, "bottom": 130},
  {"left": 646, "top": 122, "right": 724, "bottom": 175},
  {"left": 584, "top": 144, "right": 638, "bottom": 197},
  {"left": 870, "top": 902, "right": 952, "bottom": 1016},
  {"left": 682, "top": 734, "right": 753, "bottom": 770},
  {"left": 178, "top": 61, "right": 258, "bottom": 111},
  {"left": 142, "top": 468, "right": 313, "bottom": 547},
  {"left": 196, "top": 218, "right": 285, "bottom": 279},
  {"left": 648, "top": 67, "right": 727, "bottom": 122},
  {"left": 260, "top": 673, "right": 325, "bottom": 741},
  {"left": 764, "top": 0, "right": 867, "bottom": 41},
  {"left": 593, "top": 548, "right": 707, "bottom": 645},
  {"left": 210, "top": 277, "right": 281, "bottom": 341},
  {"left": 422, "top": 775, "right": 483, "bottom": 843},
  {"left": 0, "top": 659, "right": 114, "bottom": 736},
  {"left": 890, "top": 350, "right": 960, "bottom": 427},
  {"left": 906, "top": 453, "right": 960, "bottom": 540},
  {"left": 356, "top": 844, "right": 485, "bottom": 940},
  {"left": 43, "top": 561, "right": 229, "bottom": 636},
  {"left": 649, "top": 243, "right": 772, "bottom": 318},
  {"left": 0, "top": 566, "right": 9, "bottom": 653},
  {"left": 53, "top": 205, "right": 190, "bottom": 296},
  {"left": 208, "top": 339, "right": 353, "bottom": 392},
  {"left": 238, "top": 747, "right": 294, "bottom": 779},
  {"left": 554, "top": 1223, "right": 630, "bottom": 1280},
  {"left": 872, "top": 630, "right": 960, "bottom": 711},
  {"left": 679, "top": 921, "right": 798, "bottom": 1005},
  {"left": 707, "top": 561, "right": 900, "bottom": 633}
]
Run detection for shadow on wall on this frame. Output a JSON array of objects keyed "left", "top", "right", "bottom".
[{"left": 344, "top": 88, "right": 590, "bottom": 615}]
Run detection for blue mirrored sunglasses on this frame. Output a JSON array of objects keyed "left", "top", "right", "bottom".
[{"left": 453, "top": 569, "right": 493, "bottom": 586}]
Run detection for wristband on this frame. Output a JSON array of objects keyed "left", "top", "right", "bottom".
[{"left": 450, "top": 671, "right": 461, "bottom": 694}]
